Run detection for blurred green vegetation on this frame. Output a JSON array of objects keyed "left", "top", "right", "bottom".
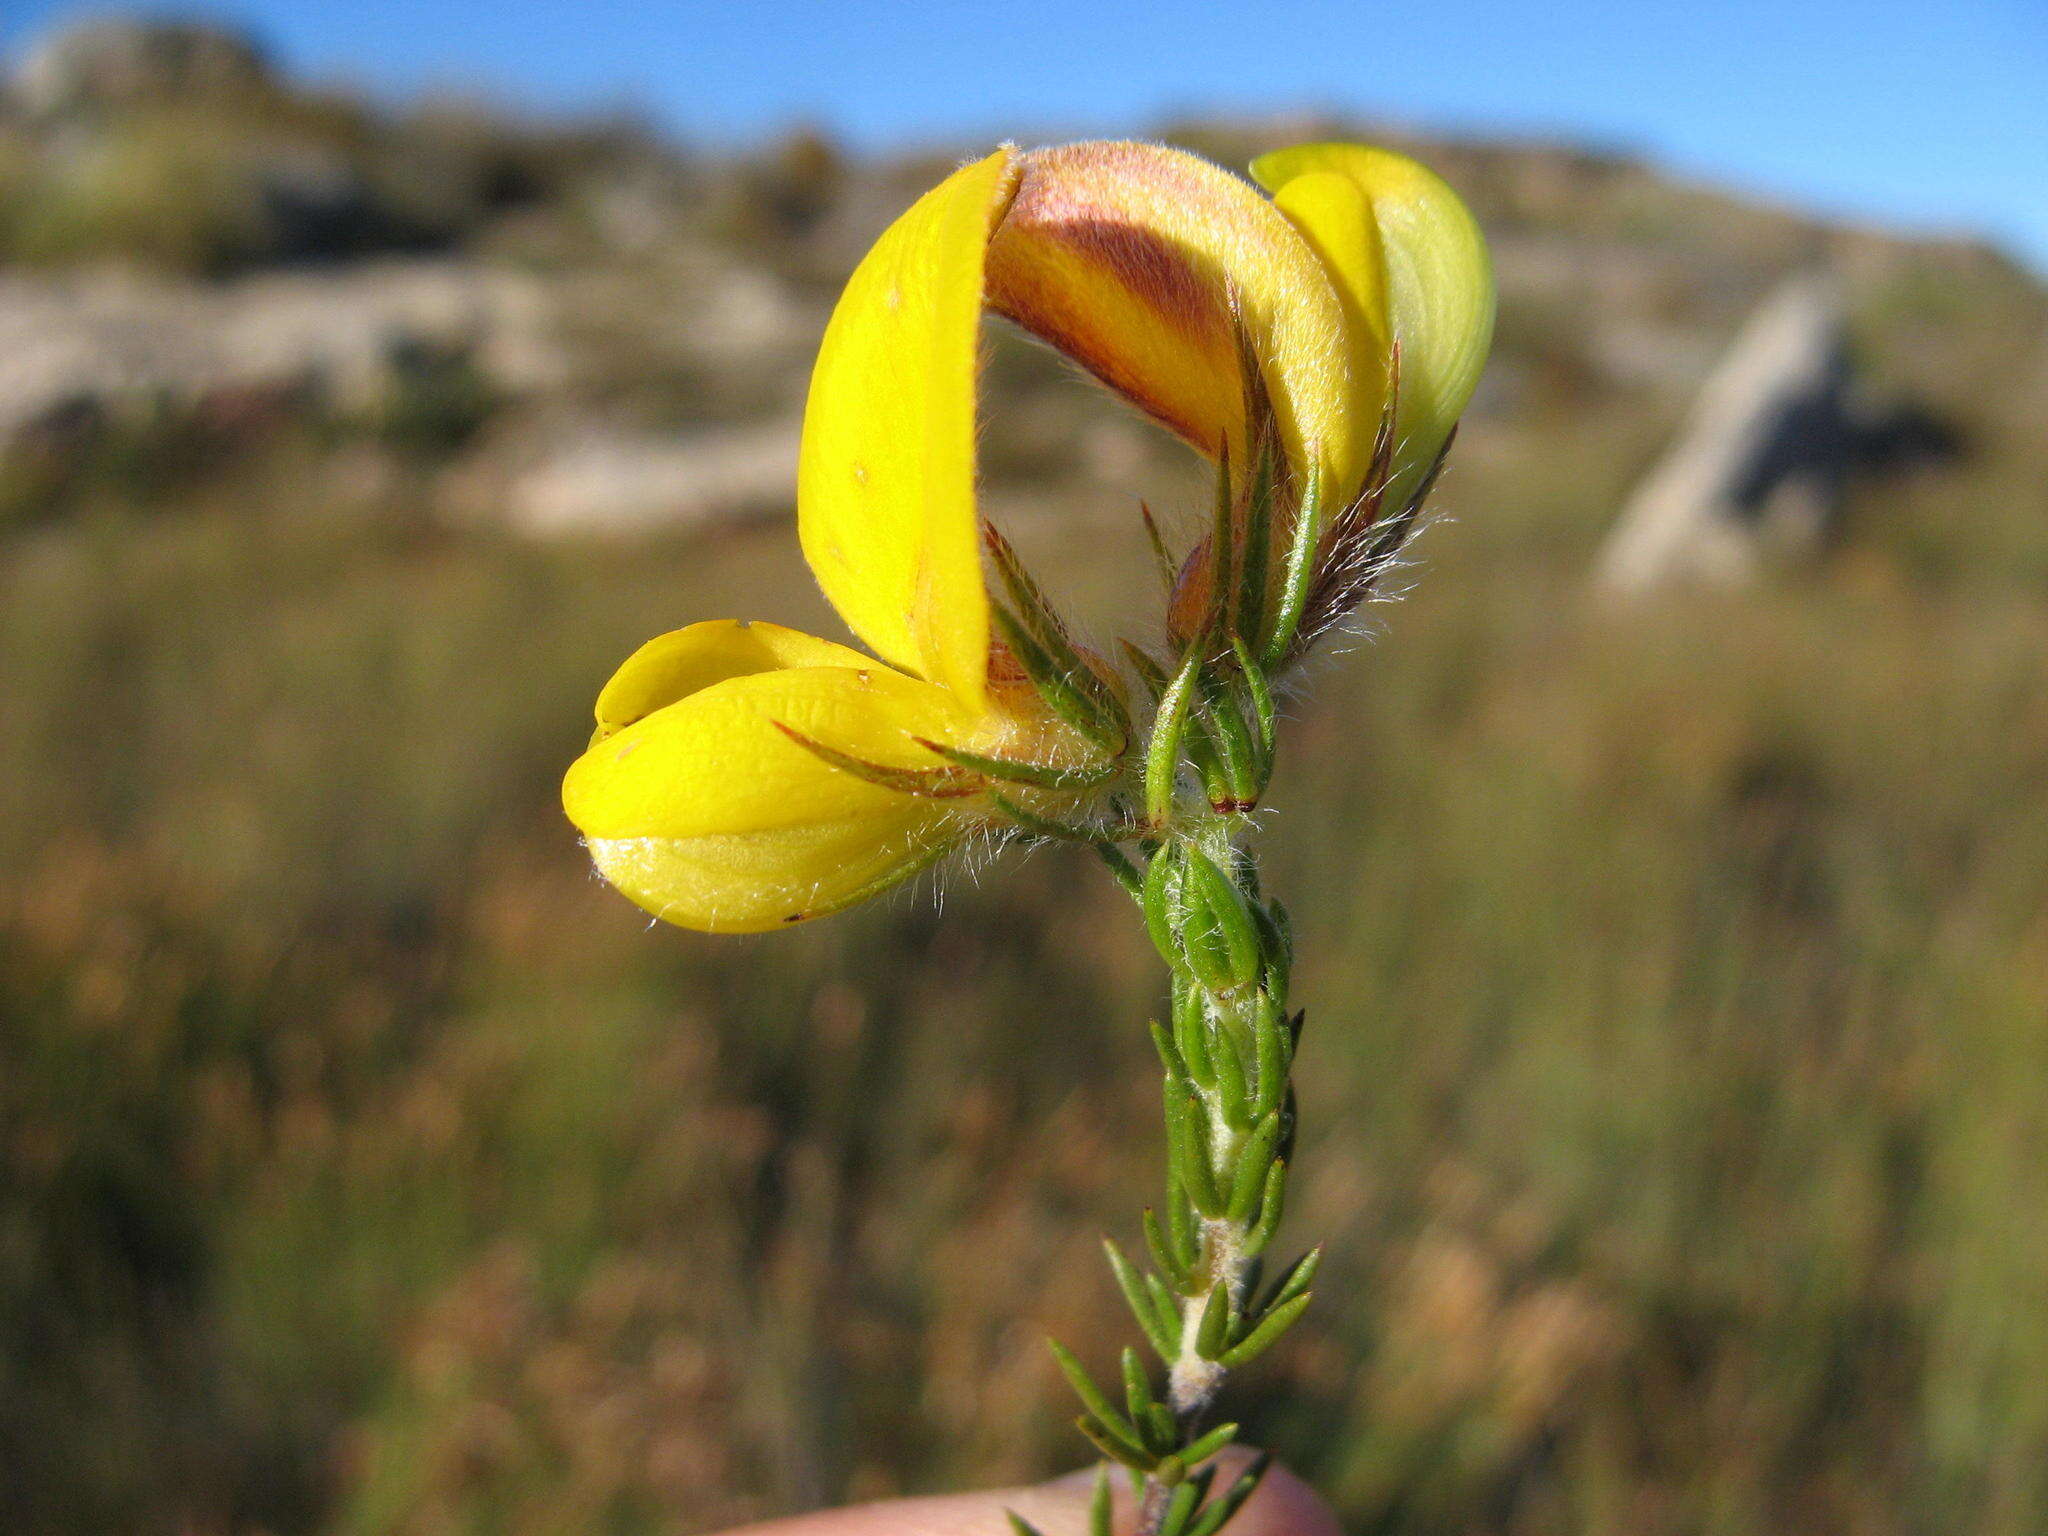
[
  {"left": 5, "top": 260, "right": 2046, "bottom": 1532},
  {"left": 4, "top": 34, "right": 2048, "bottom": 1532}
]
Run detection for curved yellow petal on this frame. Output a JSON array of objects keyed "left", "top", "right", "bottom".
[
  {"left": 986, "top": 141, "right": 1362, "bottom": 499},
  {"left": 564, "top": 657, "right": 980, "bottom": 931},
  {"left": 1251, "top": 144, "right": 1494, "bottom": 503},
  {"left": 1266, "top": 169, "right": 1392, "bottom": 497},
  {"left": 798, "top": 147, "right": 1020, "bottom": 714},
  {"left": 566, "top": 662, "right": 975, "bottom": 842},
  {"left": 591, "top": 619, "right": 875, "bottom": 744},
  {"left": 586, "top": 810, "right": 958, "bottom": 933}
]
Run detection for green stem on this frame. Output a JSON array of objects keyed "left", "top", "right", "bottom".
[
  {"left": 1133, "top": 823, "right": 1305, "bottom": 1532},
  {"left": 1059, "top": 658, "right": 1315, "bottom": 1536},
  {"left": 1129, "top": 827, "right": 1300, "bottom": 1536}
]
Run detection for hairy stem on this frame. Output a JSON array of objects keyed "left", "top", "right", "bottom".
[
  {"left": 1049, "top": 646, "right": 1315, "bottom": 1536},
  {"left": 1131, "top": 827, "right": 1300, "bottom": 1536}
]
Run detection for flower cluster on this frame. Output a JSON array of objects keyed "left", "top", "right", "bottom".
[{"left": 562, "top": 139, "right": 1493, "bottom": 933}]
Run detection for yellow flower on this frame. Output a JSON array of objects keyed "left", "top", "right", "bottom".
[
  {"left": 1248, "top": 142, "right": 1495, "bottom": 508},
  {"left": 563, "top": 139, "right": 1493, "bottom": 931}
]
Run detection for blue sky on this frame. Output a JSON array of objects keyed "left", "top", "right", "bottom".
[{"left": 7, "top": 0, "right": 2045, "bottom": 269}]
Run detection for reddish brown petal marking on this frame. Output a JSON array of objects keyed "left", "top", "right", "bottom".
[{"left": 987, "top": 143, "right": 1244, "bottom": 458}]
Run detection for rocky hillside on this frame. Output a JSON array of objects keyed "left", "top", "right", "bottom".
[{"left": 3, "top": 18, "right": 2041, "bottom": 568}]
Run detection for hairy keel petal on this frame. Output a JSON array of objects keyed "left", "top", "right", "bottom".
[
  {"left": 585, "top": 811, "right": 959, "bottom": 933},
  {"left": 987, "top": 141, "right": 1362, "bottom": 497}
]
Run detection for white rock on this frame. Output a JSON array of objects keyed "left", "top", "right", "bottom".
[{"left": 505, "top": 421, "right": 799, "bottom": 536}]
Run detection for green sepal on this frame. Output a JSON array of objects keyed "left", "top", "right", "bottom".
[
  {"left": 991, "top": 604, "right": 1125, "bottom": 757},
  {"left": 1300, "top": 383, "right": 1433, "bottom": 637},
  {"left": 1120, "top": 639, "right": 1170, "bottom": 699},
  {"left": 1192, "top": 751, "right": 1236, "bottom": 819},
  {"left": 1140, "top": 849, "right": 1183, "bottom": 973},
  {"left": 1096, "top": 841, "right": 1143, "bottom": 896},
  {"left": 1172, "top": 864, "right": 1242, "bottom": 997},
  {"left": 1140, "top": 501, "right": 1179, "bottom": 591},
  {"left": 1209, "top": 440, "right": 1237, "bottom": 638},
  {"left": 772, "top": 723, "right": 981, "bottom": 798},
  {"left": 1091, "top": 1467, "right": 1113, "bottom": 1536},
  {"left": 1145, "top": 643, "right": 1207, "bottom": 825},
  {"left": 1227, "top": 311, "right": 1281, "bottom": 645},
  {"left": 983, "top": 520, "right": 1130, "bottom": 747},
  {"left": 1225, "top": 1111, "right": 1283, "bottom": 1222},
  {"left": 1138, "top": 847, "right": 1187, "bottom": 958},
  {"left": 1356, "top": 466, "right": 1424, "bottom": 573},
  {"left": 1193, "top": 673, "right": 1261, "bottom": 811},
  {"left": 1317, "top": 370, "right": 1399, "bottom": 571},
  {"left": 1177, "top": 903, "right": 1243, "bottom": 1000},
  {"left": 1236, "top": 440, "right": 1274, "bottom": 652},
  {"left": 1230, "top": 636, "right": 1278, "bottom": 762},
  {"left": 1262, "top": 459, "right": 1324, "bottom": 671},
  {"left": 916, "top": 738, "right": 1121, "bottom": 789},
  {"left": 1006, "top": 1513, "right": 1047, "bottom": 1536},
  {"left": 1218, "top": 1291, "right": 1311, "bottom": 1369},
  {"left": 989, "top": 791, "right": 1103, "bottom": 845},
  {"left": 1286, "top": 368, "right": 1441, "bottom": 656},
  {"left": 1194, "top": 1280, "right": 1233, "bottom": 1360}
]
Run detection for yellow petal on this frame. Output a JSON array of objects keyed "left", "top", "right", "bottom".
[
  {"left": 591, "top": 619, "right": 875, "bottom": 744},
  {"left": 986, "top": 141, "right": 1362, "bottom": 499},
  {"left": 1266, "top": 169, "right": 1392, "bottom": 493},
  {"left": 564, "top": 654, "right": 978, "bottom": 931},
  {"left": 798, "top": 147, "right": 1020, "bottom": 714},
  {"left": 566, "top": 661, "right": 975, "bottom": 842},
  {"left": 1251, "top": 144, "right": 1494, "bottom": 505},
  {"left": 586, "top": 810, "right": 957, "bottom": 933}
]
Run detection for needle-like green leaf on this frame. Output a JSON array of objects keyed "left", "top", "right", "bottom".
[
  {"left": 1183, "top": 1453, "right": 1272, "bottom": 1536},
  {"left": 1194, "top": 1280, "right": 1233, "bottom": 1360},
  {"left": 1102, "top": 1240, "right": 1178, "bottom": 1361},
  {"left": 1225, "top": 1111, "right": 1283, "bottom": 1222},
  {"left": 1218, "top": 1291, "right": 1311, "bottom": 1369}
]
